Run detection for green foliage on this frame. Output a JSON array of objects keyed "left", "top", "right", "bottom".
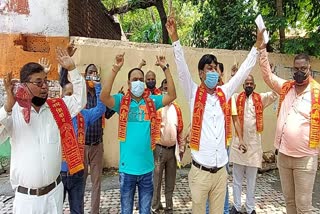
[
  {"left": 191, "top": 0, "right": 257, "bottom": 50},
  {"left": 101, "top": 0, "right": 320, "bottom": 56},
  {"left": 284, "top": 32, "right": 320, "bottom": 57}
]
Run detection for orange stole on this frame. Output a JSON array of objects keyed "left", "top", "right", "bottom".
[
  {"left": 47, "top": 98, "right": 84, "bottom": 174},
  {"left": 278, "top": 79, "right": 320, "bottom": 148},
  {"left": 118, "top": 92, "right": 160, "bottom": 150},
  {"left": 77, "top": 114, "right": 85, "bottom": 161},
  {"left": 155, "top": 102, "right": 184, "bottom": 143},
  {"left": 216, "top": 88, "right": 232, "bottom": 145},
  {"left": 61, "top": 114, "right": 85, "bottom": 163},
  {"left": 236, "top": 92, "right": 263, "bottom": 133},
  {"left": 190, "top": 84, "right": 230, "bottom": 151},
  {"left": 144, "top": 88, "right": 162, "bottom": 96}
]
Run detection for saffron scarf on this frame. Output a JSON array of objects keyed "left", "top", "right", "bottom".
[
  {"left": 144, "top": 88, "right": 162, "bottom": 96},
  {"left": 61, "top": 113, "right": 85, "bottom": 164},
  {"left": 118, "top": 91, "right": 159, "bottom": 150},
  {"left": 278, "top": 78, "right": 320, "bottom": 148},
  {"left": 47, "top": 98, "right": 84, "bottom": 174},
  {"left": 190, "top": 84, "right": 231, "bottom": 151},
  {"left": 237, "top": 91, "right": 263, "bottom": 133}
]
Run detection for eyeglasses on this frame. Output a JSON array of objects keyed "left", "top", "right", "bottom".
[
  {"left": 291, "top": 67, "right": 309, "bottom": 73},
  {"left": 27, "top": 80, "right": 50, "bottom": 87}
]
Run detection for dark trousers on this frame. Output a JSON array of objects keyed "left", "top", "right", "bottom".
[
  {"left": 61, "top": 170, "right": 85, "bottom": 214},
  {"left": 84, "top": 143, "right": 104, "bottom": 214},
  {"left": 152, "top": 144, "right": 177, "bottom": 212}
]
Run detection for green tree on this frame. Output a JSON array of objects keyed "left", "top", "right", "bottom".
[
  {"left": 190, "top": 0, "right": 257, "bottom": 50},
  {"left": 103, "top": 0, "right": 170, "bottom": 43}
]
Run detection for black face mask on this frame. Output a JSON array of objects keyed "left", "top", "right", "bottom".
[
  {"left": 245, "top": 86, "right": 254, "bottom": 97},
  {"left": 31, "top": 96, "right": 48, "bottom": 107},
  {"left": 293, "top": 71, "right": 308, "bottom": 84},
  {"left": 146, "top": 81, "right": 156, "bottom": 89}
]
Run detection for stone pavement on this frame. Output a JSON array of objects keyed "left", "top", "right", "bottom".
[{"left": 1, "top": 169, "right": 320, "bottom": 214}]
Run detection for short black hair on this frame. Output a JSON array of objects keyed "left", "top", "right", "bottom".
[
  {"left": 198, "top": 54, "right": 218, "bottom": 71},
  {"left": 218, "top": 62, "right": 224, "bottom": 73},
  {"left": 20, "top": 62, "right": 44, "bottom": 83},
  {"left": 294, "top": 53, "right": 310, "bottom": 63},
  {"left": 84, "top": 64, "right": 97, "bottom": 76},
  {"left": 128, "top": 68, "right": 144, "bottom": 80}
]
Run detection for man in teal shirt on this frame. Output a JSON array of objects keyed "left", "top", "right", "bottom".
[{"left": 100, "top": 54, "right": 177, "bottom": 214}]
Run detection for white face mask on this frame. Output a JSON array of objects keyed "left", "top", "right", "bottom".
[{"left": 131, "top": 80, "right": 145, "bottom": 97}]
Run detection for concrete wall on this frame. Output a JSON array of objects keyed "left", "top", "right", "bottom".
[
  {"left": 70, "top": 37, "right": 320, "bottom": 168},
  {"left": 0, "top": 0, "right": 70, "bottom": 78},
  {"left": 0, "top": 0, "right": 69, "bottom": 36}
]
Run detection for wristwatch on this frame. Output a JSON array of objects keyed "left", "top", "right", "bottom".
[{"left": 162, "top": 64, "right": 169, "bottom": 72}]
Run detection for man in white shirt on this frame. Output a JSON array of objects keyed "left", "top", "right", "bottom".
[
  {"left": 165, "top": 16, "right": 265, "bottom": 213},
  {"left": 0, "top": 48, "right": 86, "bottom": 214}
]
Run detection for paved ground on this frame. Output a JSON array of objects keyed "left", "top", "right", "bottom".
[{"left": 0, "top": 168, "right": 320, "bottom": 214}]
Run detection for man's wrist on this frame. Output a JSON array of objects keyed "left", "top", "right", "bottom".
[{"left": 162, "top": 64, "right": 169, "bottom": 72}]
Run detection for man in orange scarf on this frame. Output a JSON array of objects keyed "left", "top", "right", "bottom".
[
  {"left": 152, "top": 79, "right": 184, "bottom": 214},
  {"left": 100, "top": 54, "right": 176, "bottom": 214},
  {"left": 260, "top": 48, "right": 320, "bottom": 213},
  {"left": 229, "top": 75, "right": 277, "bottom": 214},
  {"left": 1, "top": 49, "right": 86, "bottom": 214},
  {"left": 166, "top": 15, "right": 265, "bottom": 213}
]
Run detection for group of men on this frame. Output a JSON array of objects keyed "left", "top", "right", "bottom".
[{"left": 0, "top": 14, "right": 319, "bottom": 214}]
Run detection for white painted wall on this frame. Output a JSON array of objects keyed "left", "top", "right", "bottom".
[{"left": 0, "top": 0, "right": 69, "bottom": 36}]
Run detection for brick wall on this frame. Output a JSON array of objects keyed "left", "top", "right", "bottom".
[{"left": 68, "top": 0, "right": 121, "bottom": 40}]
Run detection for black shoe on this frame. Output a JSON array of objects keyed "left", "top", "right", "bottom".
[
  {"left": 250, "top": 211, "right": 256, "bottom": 214},
  {"left": 230, "top": 206, "right": 241, "bottom": 214}
]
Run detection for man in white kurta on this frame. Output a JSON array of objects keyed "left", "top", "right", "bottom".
[
  {"left": 229, "top": 75, "right": 277, "bottom": 214},
  {"left": 0, "top": 52, "right": 86, "bottom": 214}
]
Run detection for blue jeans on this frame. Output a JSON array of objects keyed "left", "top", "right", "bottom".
[
  {"left": 61, "top": 170, "right": 85, "bottom": 214},
  {"left": 119, "top": 171, "right": 153, "bottom": 214}
]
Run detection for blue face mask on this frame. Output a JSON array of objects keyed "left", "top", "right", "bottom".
[
  {"left": 131, "top": 80, "right": 145, "bottom": 97},
  {"left": 204, "top": 71, "right": 219, "bottom": 89}
]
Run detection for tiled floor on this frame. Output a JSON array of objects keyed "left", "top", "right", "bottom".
[{"left": 1, "top": 170, "right": 320, "bottom": 213}]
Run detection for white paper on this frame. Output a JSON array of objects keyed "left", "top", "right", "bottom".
[{"left": 255, "top": 14, "right": 269, "bottom": 44}]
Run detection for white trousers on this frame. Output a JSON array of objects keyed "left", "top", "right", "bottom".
[
  {"left": 232, "top": 163, "right": 258, "bottom": 213},
  {"left": 13, "top": 182, "right": 63, "bottom": 214}
]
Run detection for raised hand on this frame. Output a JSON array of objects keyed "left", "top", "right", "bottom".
[
  {"left": 255, "top": 28, "right": 266, "bottom": 50},
  {"left": 67, "top": 41, "right": 77, "bottom": 57},
  {"left": 165, "top": 15, "right": 179, "bottom": 42},
  {"left": 138, "top": 59, "right": 146, "bottom": 69},
  {"left": 112, "top": 53, "right": 125, "bottom": 73},
  {"left": 3, "top": 72, "right": 16, "bottom": 112},
  {"left": 56, "top": 47, "right": 76, "bottom": 71},
  {"left": 155, "top": 55, "right": 167, "bottom": 69},
  {"left": 38, "top": 57, "right": 52, "bottom": 73}
]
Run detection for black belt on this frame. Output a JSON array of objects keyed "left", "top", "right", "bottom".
[
  {"left": 192, "top": 160, "right": 222, "bottom": 174},
  {"left": 85, "top": 142, "right": 100, "bottom": 146},
  {"left": 17, "top": 176, "right": 61, "bottom": 196},
  {"left": 156, "top": 144, "right": 175, "bottom": 150}
]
